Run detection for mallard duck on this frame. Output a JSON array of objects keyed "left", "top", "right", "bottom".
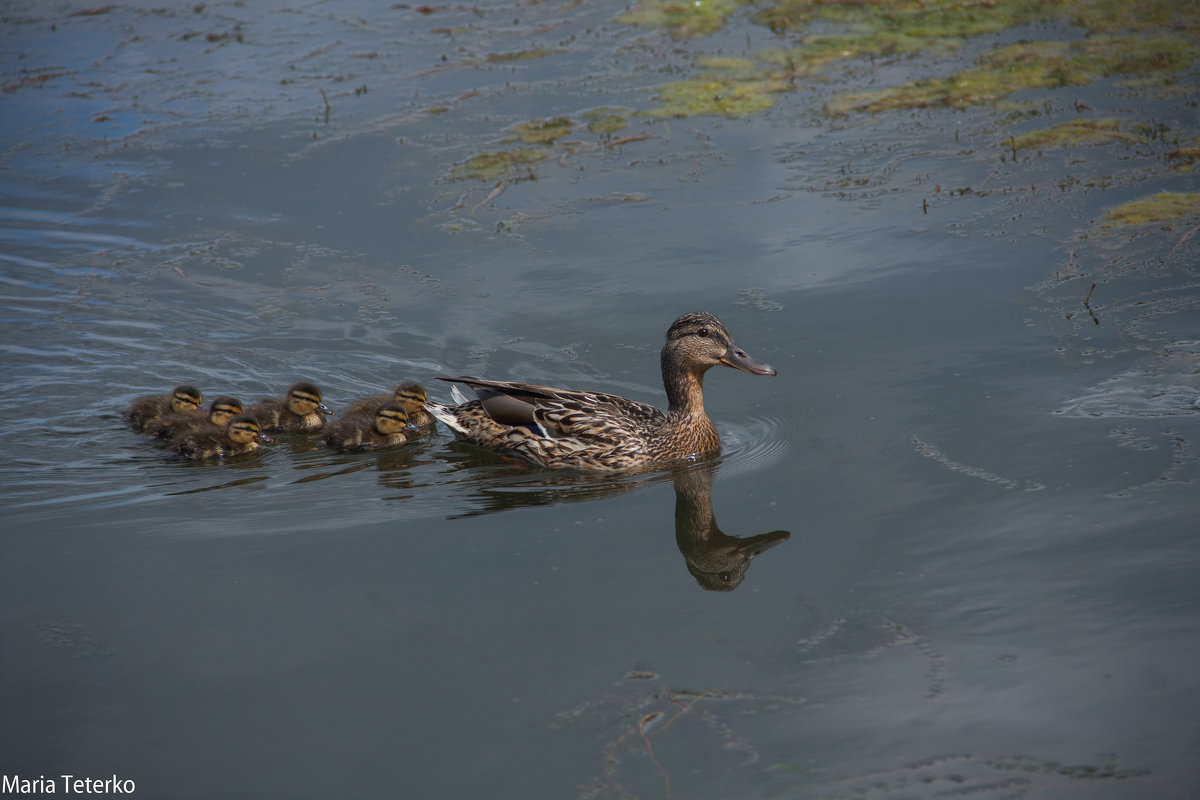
[
  {"left": 426, "top": 312, "right": 776, "bottom": 470},
  {"left": 247, "top": 381, "right": 333, "bottom": 432},
  {"left": 174, "top": 414, "right": 273, "bottom": 460},
  {"left": 342, "top": 380, "right": 436, "bottom": 429},
  {"left": 125, "top": 385, "right": 203, "bottom": 432},
  {"left": 323, "top": 403, "right": 421, "bottom": 452},
  {"left": 146, "top": 396, "right": 245, "bottom": 440}
]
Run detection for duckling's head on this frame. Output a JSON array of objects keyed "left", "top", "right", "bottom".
[
  {"left": 285, "top": 382, "right": 333, "bottom": 417},
  {"left": 226, "top": 414, "right": 273, "bottom": 446},
  {"left": 208, "top": 396, "right": 244, "bottom": 426},
  {"left": 374, "top": 403, "right": 419, "bottom": 436},
  {"left": 663, "top": 313, "right": 776, "bottom": 377},
  {"left": 392, "top": 381, "right": 429, "bottom": 415},
  {"left": 170, "top": 385, "right": 203, "bottom": 413}
]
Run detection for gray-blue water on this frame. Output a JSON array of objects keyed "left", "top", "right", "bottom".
[{"left": 2, "top": 1, "right": 1198, "bottom": 797}]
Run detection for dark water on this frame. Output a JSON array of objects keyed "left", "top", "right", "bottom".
[{"left": 3, "top": 1, "right": 1198, "bottom": 798}]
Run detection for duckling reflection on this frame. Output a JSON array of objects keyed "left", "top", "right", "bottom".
[
  {"left": 146, "top": 396, "right": 244, "bottom": 440},
  {"left": 248, "top": 381, "right": 333, "bottom": 432},
  {"left": 672, "top": 463, "right": 789, "bottom": 591},
  {"left": 344, "top": 381, "right": 436, "bottom": 430},
  {"left": 125, "top": 384, "right": 202, "bottom": 432}
]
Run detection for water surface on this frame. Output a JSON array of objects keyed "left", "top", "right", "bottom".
[{"left": 2, "top": 1, "right": 1198, "bottom": 797}]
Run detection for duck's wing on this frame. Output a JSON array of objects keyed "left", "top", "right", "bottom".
[{"left": 437, "top": 376, "right": 665, "bottom": 444}]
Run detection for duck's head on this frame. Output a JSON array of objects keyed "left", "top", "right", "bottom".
[
  {"left": 170, "top": 385, "right": 203, "bottom": 413},
  {"left": 662, "top": 313, "right": 776, "bottom": 377},
  {"left": 374, "top": 403, "right": 420, "bottom": 435},
  {"left": 392, "top": 381, "right": 429, "bottom": 415},
  {"left": 208, "top": 396, "right": 244, "bottom": 426},
  {"left": 286, "top": 382, "right": 333, "bottom": 417},
  {"left": 226, "top": 414, "right": 273, "bottom": 446}
]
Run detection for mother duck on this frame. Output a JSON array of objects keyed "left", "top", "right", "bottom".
[{"left": 427, "top": 312, "right": 775, "bottom": 471}]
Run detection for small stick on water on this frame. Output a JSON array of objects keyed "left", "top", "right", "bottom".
[
  {"left": 319, "top": 88, "right": 331, "bottom": 123},
  {"left": 1010, "top": 135, "right": 1017, "bottom": 162},
  {"left": 638, "top": 712, "right": 673, "bottom": 800},
  {"left": 1083, "top": 281, "right": 1099, "bottom": 325},
  {"left": 604, "top": 134, "right": 653, "bottom": 148},
  {"left": 1169, "top": 223, "right": 1198, "bottom": 257},
  {"left": 470, "top": 180, "right": 506, "bottom": 215}
]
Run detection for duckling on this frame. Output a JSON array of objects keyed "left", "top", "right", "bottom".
[
  {"left": 247, "top": 381, "right": 333, "bottom": 432},
  {"left": 343, "top": 380, "right": 436, "bottom": 430},
  {"left": 146, "top": 396, "right": 245, "bottom": 440},
  {"left": 323, "top": 403, "right": 420, "bottom": 452},
  {"left": 174, "top": 414, "right": 273, "bottom": 461},
  {"left": 125, "top": 385, "right": 203, "bottom": 432}
]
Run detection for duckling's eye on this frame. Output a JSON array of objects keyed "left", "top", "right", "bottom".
[{"left": 697, "top": 327, "right": 710, "bottom": 337}]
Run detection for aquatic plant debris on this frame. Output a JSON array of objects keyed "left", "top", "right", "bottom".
[
  {"left": 504, "top": 117, "right": 574, "bottom": 145},
  {"left": 827, "top": 34, "right": 1198, "bottom": 114},
  {"left": 1010, "top": 119, "right": 1144, "bottom": 151},
  {"left": 618, "top": 0, "right": 745, "bottom": 38},
  {"left": 447, "top": 149, "right": 549, "bottom": 181},
  {"left": 1102, "top": 192, "right": 1200, "bottom": 227}
]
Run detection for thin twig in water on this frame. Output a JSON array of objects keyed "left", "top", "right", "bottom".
[
  {"left": 319, "top": 88, "right": 330, "bottom": 123},
  {"left": 470, "top": 181, "right": 507, "bottom": 215},
  {"left": 604, "top": 134, "right": 654, "bottom": 148},
  {"left": 1169, "top": 224, "right": 1198, "bottom": 257},
  {"left": 638, "top": 712, "right": 673, "bottom": 800},
  {"left": 1083, "top": 281, "right": 1099, "bottom": 325}
]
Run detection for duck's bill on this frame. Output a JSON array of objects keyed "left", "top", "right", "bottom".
[
  {"left": 258, "top": 433, "right": 275, "bottom": 444},
  {"left": 721, "top": 345, "right": 777, "bottom": 376},
  {"left": 406, "top": 421, "right": 422, "bottom": 432},
  {"left": 318, "top": 403, "right": 335, "bottom": 416}
]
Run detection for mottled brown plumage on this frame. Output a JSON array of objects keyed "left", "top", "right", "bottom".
[
  {"left": 125, "top": 385, "right": 203, "bottom": 432},
  {"left": 247, "top": 382, "right": 333, "bottom": 432},
  {"left": 342, "top": 381, "right": 436, "bottom": 430},
  {"left": 426, "top": 312, "right": 776, "bottom": 471},
  {"left": 146, "top": 396, "right": 244, "bottom": 440},
  {"left": 173, "top": 414, "right": 273, "bottom": 461},
  {"left": 323, "top": 403, "right": 420, "bottom": 452}
]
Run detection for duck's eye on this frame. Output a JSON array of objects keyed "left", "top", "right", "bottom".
[{"left": 697, "top": 327, "right": 709, "bottom": 337}]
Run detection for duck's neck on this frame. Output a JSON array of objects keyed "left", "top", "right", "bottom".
[{"left": 663, "top": 360, "right": 711, "bottom": 422}]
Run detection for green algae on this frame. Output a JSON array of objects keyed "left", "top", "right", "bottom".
[
  {"left": 827, "top": 34, "right": 1198, "bottom": 114},
  {"left": 580, "top": 107, "right": 630, "bottom": 136},
  {"left": 1102, "top": 192, "right": 1200, "bottom": 227},
  {"left": 1010, "top": 118, "right": 1143, "bottom": 151},
  {"left": 646, "top": 55, "right": 789, "bottom": 118},
  {"left": 448, "top": 149, "right": 549, "bottom": 181},
  {"left": 504, "top": 116, "right": 575, "bottom": 145},
  {"left": 617, "top": 0, "right": 745, "bottom": 38}
]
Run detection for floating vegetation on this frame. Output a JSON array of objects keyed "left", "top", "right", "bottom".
[
  {"left": 617, "top": 0, "right": 744, "bottom": 38},
  {"left": 647, "top": 56, "right": 789, "bottom": 118},
  {"left": 827, "top": 34, "right": 1198, "bottom": 114},
  {"left": 447, "top": 149, "right": 549, "bottom": 181},
  {"left": 504, "top": 116, "right": 574, "bottom": 145},
  {"left": 485, "top": 48, "right": 564, "bottom": 63},
  {"left": 1167, "top": 144, "right": 1200, "bottom": 172},
  {"left": 1101, "top": 191, "right": 1200, "bottom": 227},
  {"left": 1009, "top": 118, "right": 1144, "bottom": 151},
  {"left": 581, "top": 107, "right": 629, "bottom": 136}
]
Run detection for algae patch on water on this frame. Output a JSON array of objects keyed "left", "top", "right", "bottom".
[
  {"left": 646, "top": 56, "right": 790, "bottom": 118},
  {"left": 1102, "top": 192, "right": 1200, "bottom": 227},
  {"left": 448, "top": 149, "right": 549, "bottom": 181},
  {"left": 504, "top": 117, "right": 575, "bottom": 145},
  {"left": 827, "top": 34, "right": 1197, "bottom": 114},
  {"left": 1010, "top": 119, "right": 1143, "bottom": 151},
  {"left": 618, "top": 0, "right": 746, "bottom": 38}
]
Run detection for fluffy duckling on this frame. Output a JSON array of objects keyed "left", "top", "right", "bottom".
[
  {"left": 323, "top": 403, "right": 420, "bottom": 452},
  {"left": 125, "top": 385, "right": 203, "bottom": 432},
  {"left": 247, "top": 381, "right": 333, "bottom": 432},
  {"left": 343, "top": 380, "right": 436, "bottom": 430},
  {"left": 146, "top": 396, "right": 245, "bottom": 440},
  {"left": 174, "top": 414, "right": 273, "bottom": 461}
]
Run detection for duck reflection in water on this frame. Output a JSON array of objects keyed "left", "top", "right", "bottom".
[{"left": 672, "top": 463, "right": 789, "bottom": 591}]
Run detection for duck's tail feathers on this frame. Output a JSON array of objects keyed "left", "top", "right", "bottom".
[{"left": 424, "top": 402, "right": 469, "bottom": 436}]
